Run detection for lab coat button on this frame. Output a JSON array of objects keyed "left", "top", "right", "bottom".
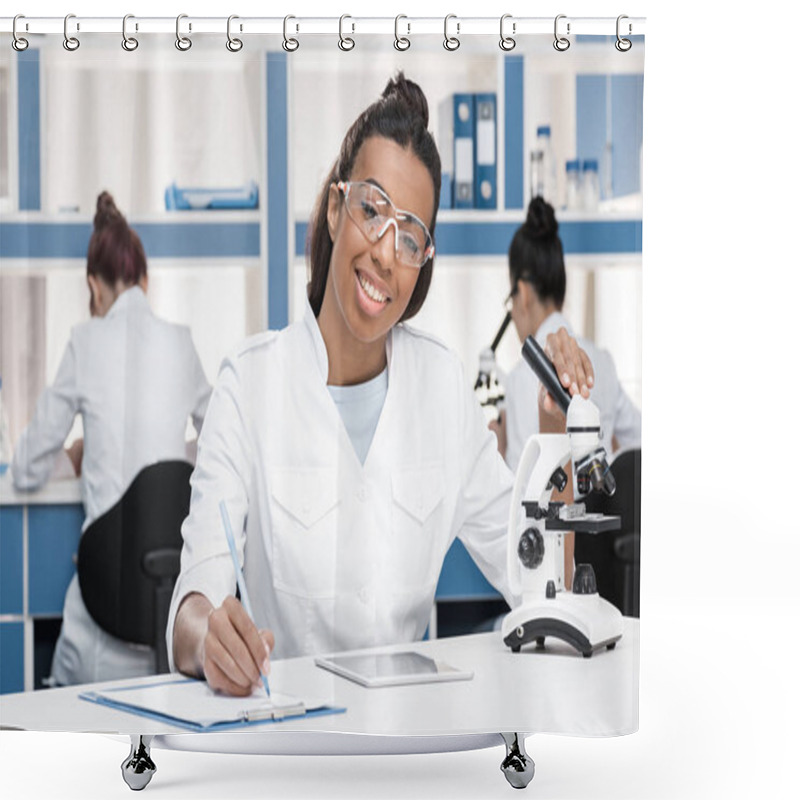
[
  {"left": 356, "top": 487, "right": 367, "bottom": 502},
  {"left": 358, "top": 587, "right": 369, "bottom": 603}
]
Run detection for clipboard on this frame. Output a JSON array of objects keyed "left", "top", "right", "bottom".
[{"left": 80, "top": 677, "right": 345, "bottom": 732}]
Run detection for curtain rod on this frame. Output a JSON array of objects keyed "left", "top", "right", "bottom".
[{"left": 1, "top": 16, "right": 646, "bottom": 38}]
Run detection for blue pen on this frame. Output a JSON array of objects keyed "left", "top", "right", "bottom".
[{"left": 219, "top": 499, "right": 271, "bottom": 698}]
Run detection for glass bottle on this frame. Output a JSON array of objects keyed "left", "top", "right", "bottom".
[
  {"left": 565, "top": 159, "right": 582, "bottom": 211},
  {"left": 582, "top": 159, "right": 600, "bottom": 212},
  {"left": 531, "top": 125, "right": 556, "bottom": 205}
]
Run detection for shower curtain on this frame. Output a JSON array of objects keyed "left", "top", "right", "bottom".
[{"left": 0, "top": 13, "right": 644, "bottom": 793}]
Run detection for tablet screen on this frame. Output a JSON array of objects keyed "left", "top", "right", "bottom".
[{"left": 314, "top": 651, "right": 473, "bottom": 687}]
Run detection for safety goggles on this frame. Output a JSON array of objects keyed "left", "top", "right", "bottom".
[{"left": 337, "top": 180, "right": 435, "bottom": 268}]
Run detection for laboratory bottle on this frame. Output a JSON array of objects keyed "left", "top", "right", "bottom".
[
  {"left": 532, "top": 126, "right": 557, "bottom": 205},
  {"left": 582, "top": 159, "right": 600, "bottom": 212},
  {"left": 529, "top": 151, "right": 543, "bottom": 201},
  {"left": 565, "top": 160, "right": 582, "bottom": 211},
  {"left": 0, "top": 376, "right": 11, "bottom": 474}
]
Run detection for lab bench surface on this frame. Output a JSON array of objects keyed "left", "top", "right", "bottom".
[{"left": 0, "top": 621, "right": 638, "bottom": 739}]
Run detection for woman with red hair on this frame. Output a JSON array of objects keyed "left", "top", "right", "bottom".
[{"left": 12, "top": 191, "right": 211, "bottom": 686}]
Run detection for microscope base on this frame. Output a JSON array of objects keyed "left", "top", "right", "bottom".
[{"left": 501, "top": 593, "right": 623, "bottom": 658}]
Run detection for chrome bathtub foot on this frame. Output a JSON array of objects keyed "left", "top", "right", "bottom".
[
  {"left": 500, "top": 732, "right": 535, "bottom": 789},
  {"left": 121, "top": 735, "right": 156, "bottom": 790}
]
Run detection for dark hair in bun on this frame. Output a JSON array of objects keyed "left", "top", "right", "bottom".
[
  {"left": 87, "top": 191, "right": 147, "bottom": 287},
  {"left": 508, "top": 196, "right": 566, "bottom": 309},
  {"left": 307, "top": 72, "right": 441, "bottom": 322},
  {"left": 93, "top": 190, "right": 125, "bottom": 230}
]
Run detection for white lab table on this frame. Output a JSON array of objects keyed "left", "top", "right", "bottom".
[
  {"left": 0, "top": 472, "right": 83, "bottom": 506},
  {"left": 1, "top": 620, "right": 638, "bottom": 790}
]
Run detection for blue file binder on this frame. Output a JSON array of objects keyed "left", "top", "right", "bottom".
[
  {"left": 473, "top": 94, "right": 497, "bottom": 209},
  {"left": 439, "top": 94, "right": 475, "bottom": 209}
]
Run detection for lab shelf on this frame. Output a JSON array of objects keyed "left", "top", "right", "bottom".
[
  {"left": 294, "top": 215, "right": 642, "bottom": 258},
  {"left": 0, "top": 214, "right": 262, "bottom": 261}
]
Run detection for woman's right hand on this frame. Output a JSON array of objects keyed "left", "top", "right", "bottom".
[{"left": 201, "top": 596, "right": 275, "bottom": 696}]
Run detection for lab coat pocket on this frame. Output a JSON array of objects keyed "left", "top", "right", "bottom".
[
  {"left": 268, "top": 468, "right": 340, "bottom": 599},
  {"left": 390, "top": 465, "right": 446, "bottom": 590}
]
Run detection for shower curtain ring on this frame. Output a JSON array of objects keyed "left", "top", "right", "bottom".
[
  {"left": 176, "top": 14, "right": 192, "bottom": 51},
  {"left": 338, "top": 15, "right": 355, "bottom": 51},
  {"left": 499, "top": 14, "right": 516, "bottom": 51},
  {"left": 12, "top": 15, "right": 29, "bottom": 51},
  {"left": 283, "top": 15, "right": 299, "bottom": 52},
  {"left": 226, "top": 15, "right": 243, "bottom": 52},
  {"left": 394, "top": 15, "right": 410, "bottom": 51},
  {"left": 553, "top": 14, "right": 570, "bottom": 52},
  {"left": 63, "top": 14, "right": 80, "bottom": 51},
  {"left": 615, "top": 15, "right": 632, "bottom": 52},
  {"left": 121, "top": 14, "right": 139, "bottom": 51},
  {"left": 444, "top": 14, "right": 460, "bottom": 51}
]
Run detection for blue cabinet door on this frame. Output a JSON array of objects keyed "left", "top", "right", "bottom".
[
  {"left": 28, "top": 505, "right": 84, "bottom": 615},
  {"left": 436, "top": 539, "right": 501, "bottom": 601},
  {"left": 0, "top": 622, "right": 25, "bottom": 694},
  {"left": 0, "top": 507, "right": 24, "bottom": 614},
  {"left": 576, "top": 73, "right": 644, "bottom": 199}
]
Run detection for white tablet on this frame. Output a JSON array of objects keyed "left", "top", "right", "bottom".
[{"left": 314, "top": 651, "right": 474, "bottom": 688}]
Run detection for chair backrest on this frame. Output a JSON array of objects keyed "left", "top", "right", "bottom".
[
  {"left": 577, "top": 448, "right": 641, "bottom": 615},
  {"left": 78, "top": 460, "right": 193, "bottom": 654}
]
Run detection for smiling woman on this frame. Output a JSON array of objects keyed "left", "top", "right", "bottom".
[
  {"left": 319, "top": 134, "right": 437, "bottom": 383},
  {"left": 167, "top": 72, "right": 594, "bottom": 698}
]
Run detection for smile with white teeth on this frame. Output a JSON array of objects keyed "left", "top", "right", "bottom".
[{"left": 358, "top": 271, "right": 388, "bottom": 303}]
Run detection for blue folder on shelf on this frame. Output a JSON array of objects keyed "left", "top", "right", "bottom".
[
  {"left": 473, "top": 93, "right": 497, "bottom": 209},
  {"left": 439, "top": 93, "right": 475, "bottom": 209},
  {"left": 165, "top": 181, "right": 259, "bottom": 210},
  {"left": 80, "top": 677, "right": 345, "bottom": 732}
]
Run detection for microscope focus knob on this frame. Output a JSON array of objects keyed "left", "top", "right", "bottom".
[
  {"left": 572, "top": 563, "right": 598, "bottom": 595},
  {"left": 518, "top": 528, "right": 545, "bottom": 569},
  {"left": 548, "top": 467, "right": 569, "bottom": 493}
]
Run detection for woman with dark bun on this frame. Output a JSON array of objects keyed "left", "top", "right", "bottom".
[
  {"left": 495, "top": 195, "right": 641, "bottom": 473},
  {"left": 12, "top": 192, "right": 211, "bottom": 686},
  {"left": 169, "top": 74, "right": 594, "bottom": 696}
]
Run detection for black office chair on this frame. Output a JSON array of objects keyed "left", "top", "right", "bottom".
[
  {"left": 77, "top": 460, "right": 193, "bottom": 674},
  {"left": 577, "top": 448, "right": 641, "bottom": 617}
]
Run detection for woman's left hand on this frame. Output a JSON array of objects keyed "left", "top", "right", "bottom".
[{"left": 539, "top": 328, "right": 594, "bottom": 425}]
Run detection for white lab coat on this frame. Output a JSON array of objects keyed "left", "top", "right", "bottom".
[
  {"left": 167, "top": 300, "right": 515, "bottom": 666},
  {"left": 12, "top": 286, "right": 211, "bottom": 685},
  {"left": 504, "top": 311, "right": 642, "bottom": 473}
]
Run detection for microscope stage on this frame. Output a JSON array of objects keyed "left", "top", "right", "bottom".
[{"left": 544, "top": 514, "right": 621, "bottom": 534}]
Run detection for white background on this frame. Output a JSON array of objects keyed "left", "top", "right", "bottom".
[{"left": 2, "top": 1, "right": 799, "bottom": 798}]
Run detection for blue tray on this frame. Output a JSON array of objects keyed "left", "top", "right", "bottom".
[{"left": 165, "top": 181, "right": 259, "bottom": 210}]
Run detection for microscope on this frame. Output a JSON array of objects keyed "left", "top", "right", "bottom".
[
  {"left": 474, "top": 312, "right": 512, "bottom": 423},
  {"left": 501, "top": 336, "right": 623, "bottom": 657}
]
